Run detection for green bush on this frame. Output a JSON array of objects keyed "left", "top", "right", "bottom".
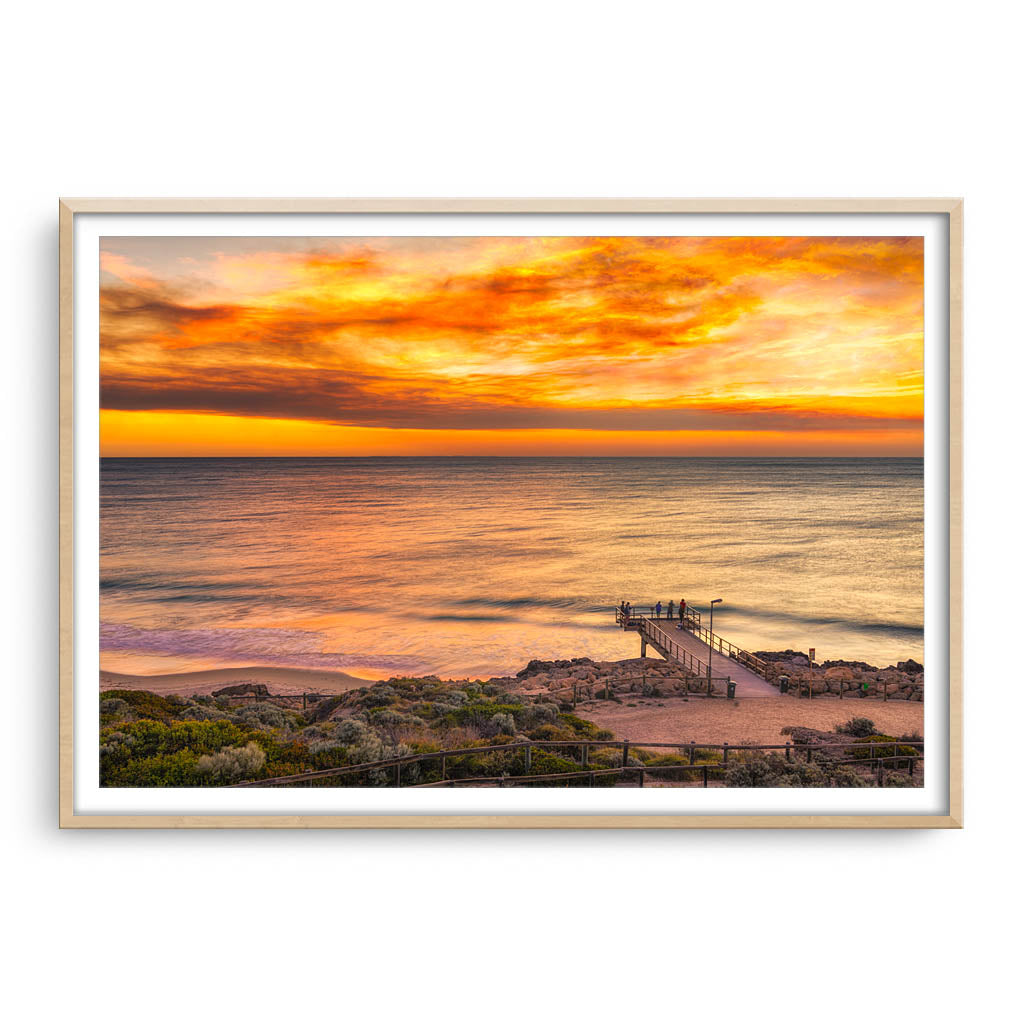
[
  {"left": 196, "top": 742, "right": 267, "bottom": 784},
  {"left": 556, "top": 713, "right": 602, "bottom": 738},
  {"left": 836, "top": 717, "right": 877, "bottom": 738},
  {"left": 528, "top": 750, "right": 582, "bottom": 776},
  {"left": 103, "top": 749, "right": 203, "bottom": 787},
  {"left": 100, "top": 689, "right": 182, "bottom": 723},
  {"left": 850, "top": 735, "right": 919, "bottom": 761}
]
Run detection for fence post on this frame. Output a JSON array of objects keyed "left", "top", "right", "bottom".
[
  {"left": 524, "top": 745, "right": 532, "bottom": 774},
  {"left": 723, "top": 742, "right": 729, "bottom": 765},
  {"left": 622, "top": 740, "right": 630, "bottom": 767},
  {"left": 689, "top": 741, "right": 696, "bottom": 765},
  {"left": 638, "top": 768, "right": 644, "bottom": 788},
  {"left": 806, "top": 746, "right": 812, "bottom": 763},
  {"left": 786, "top": 742, "right": 792, "bottom": 763},
  {"left": 440, "top": 755, "right": 446, "bottom": 781},
  {"left": 581, "top": 743, "right": 589, "bottom": 767},
  {"left": 702, "top": 765, "right": 708, "bottom": 788},
  {"left": 395, "top": 763, "right": 401, "bottom": 787}
]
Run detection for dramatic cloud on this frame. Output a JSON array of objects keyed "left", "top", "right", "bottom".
[{"left": 99, "top": 235, "right": 924, "bottom": 455}]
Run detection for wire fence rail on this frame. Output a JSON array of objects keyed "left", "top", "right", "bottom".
[{"left": 229, "top": 737, "right": 924, "bottom": 789}]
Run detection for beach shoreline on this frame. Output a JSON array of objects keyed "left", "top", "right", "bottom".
[{"left": 100, "top": 665, "right": 375, "bottom": 697}]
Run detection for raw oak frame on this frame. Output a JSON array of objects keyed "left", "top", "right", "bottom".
[{"left": 58, "top": 197, "right": 963, "bottom": 829}]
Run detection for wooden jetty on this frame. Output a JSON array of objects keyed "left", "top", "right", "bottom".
[{"left": 616, "top": 606, "right": 777, "bottom": 697}]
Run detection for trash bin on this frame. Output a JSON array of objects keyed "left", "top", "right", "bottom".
[
  {"left": 779, "top": 676, "right": 789, "bottom": 694},
  {"left": 727, "top": 679, "right": 736, "bottom": 699}
]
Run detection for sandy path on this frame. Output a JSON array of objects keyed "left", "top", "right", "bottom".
[
  {"left": 100, "top": 665, "right": 373, "bottom": 697},
  {"left": 576, "top": 694, "right": 923, "bottom": 746}
]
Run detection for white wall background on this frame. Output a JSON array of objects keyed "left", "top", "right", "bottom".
[{"left": 2, "top": 2, "right": 1019, "bottom": 1020}]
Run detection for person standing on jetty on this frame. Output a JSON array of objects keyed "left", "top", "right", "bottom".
[
  {"left": 655, "top": 600, "right": 662, "bottom": 618},
  {"left": 679, "top": 598, "right": 686, "bottom": 621},
  {"left": 667, "top": 599, "right": 674, "bottom": 619}
]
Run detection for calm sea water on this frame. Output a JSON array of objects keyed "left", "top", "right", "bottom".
[{"left": 100, "top": 458, "right": 924, "bottom": 678}]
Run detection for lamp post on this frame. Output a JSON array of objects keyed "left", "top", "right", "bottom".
[{"left": 707, "top": 598, "right": 722, "bottom": 691}]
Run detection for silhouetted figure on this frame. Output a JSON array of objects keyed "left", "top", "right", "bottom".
[
  {"left": 655, "top": 601, "right": 662, "bottom": 618},
  {"left": 667, "top": 600, "right": 675, "bottom": 619}
]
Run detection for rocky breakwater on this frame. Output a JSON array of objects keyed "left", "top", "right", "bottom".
[
  {"left": 755, "top": 651, "right": 924, "bottom": 701},
  {"left": 510, "top": 657, "right": 721, "bottom": 699}
]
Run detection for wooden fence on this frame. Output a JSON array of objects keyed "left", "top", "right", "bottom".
[{"left": 229, "top": 737, "right": 923, "bottom": 789}]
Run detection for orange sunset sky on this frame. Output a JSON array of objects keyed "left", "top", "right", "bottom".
[{"left": 99, "top": 235, "right": 923, "bottom": 456}]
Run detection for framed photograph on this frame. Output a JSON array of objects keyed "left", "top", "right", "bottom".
[{"left": 59, "top": 198, "right": 962, "bottom": 828}]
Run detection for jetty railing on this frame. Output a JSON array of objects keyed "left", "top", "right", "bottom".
[
  {"left": 679, "top": 617, "right": 768, "bottom": 677},
  {"left": 616, "top": 604, "right": 766, "bottom": 678},
  {"left": 616, "top": 610, "right": 725, "bottom": 686},
  {"left": 641, "top": 616, "right": 716, "bottom": 680},
  {"left": 229, "top": 737, "right": 924, "bottom": 789}
]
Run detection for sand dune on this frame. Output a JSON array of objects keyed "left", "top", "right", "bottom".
[{"left": 100, "top": 665, "right": 373, "bottom": 697}]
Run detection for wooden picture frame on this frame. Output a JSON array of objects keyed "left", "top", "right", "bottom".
[{"left": 60, "top": 197, "right": 962, "bottom": 828}]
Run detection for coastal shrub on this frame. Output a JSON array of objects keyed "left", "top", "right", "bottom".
[
  {"left": 308, "top": 738, "right": 344, "bottom": 756},
  {"left": 588, "top": 747, "right": 625, "bottom": 769},
  {"left": 725, "top": 756, "right": 817, "bottom": 788},
  {"left": 179, "top": 702, "right": 232, "bottom": 722},
  {"left": 832, "top": 767, "right": 869, "bottom": 788},
  {"left": 725, "top": 755, "right": 871, "bottom": 788},
  {"left": 101, "top": 719, "right": 254, "bottom": 764},
  {"left": 104, "top": 749, "right": 204, "bottom": 787},
  {"left": 360, "top": 688, "right": 398, "bottom": 709},
  {"left": 642, "top": 754, "right": 689, "bottom": 768},
  {"left": 335, "top": 718, "right": 374, "bottom": 745},
  {"left": 232, "top": 702, "right": 297, "bottom": 731},
  {"left": 556, "top": 713, "right": 602, "bottom": 738},
  {"left": 443, "top": 701, "right": 522, "bottom": 731},
  {"left": 98, "top": 684, "right": 615, "bottom": 789},
  {"left": 368, "top": 709, "right": 426, "bottom": 731},
  {"left": 99, "top": 697, "right": 130, "bottom": 719},
  {"left": 527, "top": 723, "right": 576, "bottom": 742},
  {"left": 527, "top": 750, "right": 582, "bottom": 777},
  {"left": 196, "top": 742, "right": 266, "bottom": 784},
  {"left": 878, "top": 771, "right": 915, "bottom": 788},
  {"left": 490, "top": 712, "right": 516, "bottom": 736},
  {"left": 836, "top": 717, "right": 877, "bottom": 738},
  {"left": 101, "top": 689, "right": 181, "bottom": 723}
]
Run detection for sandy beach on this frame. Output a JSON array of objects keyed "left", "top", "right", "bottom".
[
  {"left": 574, "top": 694, "right": 924, "bottom": 747},
  {"left": 100, "top": 665, "right": 373, "bottom": 697}
]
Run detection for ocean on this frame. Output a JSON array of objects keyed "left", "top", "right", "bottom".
[{"left": 99, "top": 457, "right": 924, "bottom": 679}]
